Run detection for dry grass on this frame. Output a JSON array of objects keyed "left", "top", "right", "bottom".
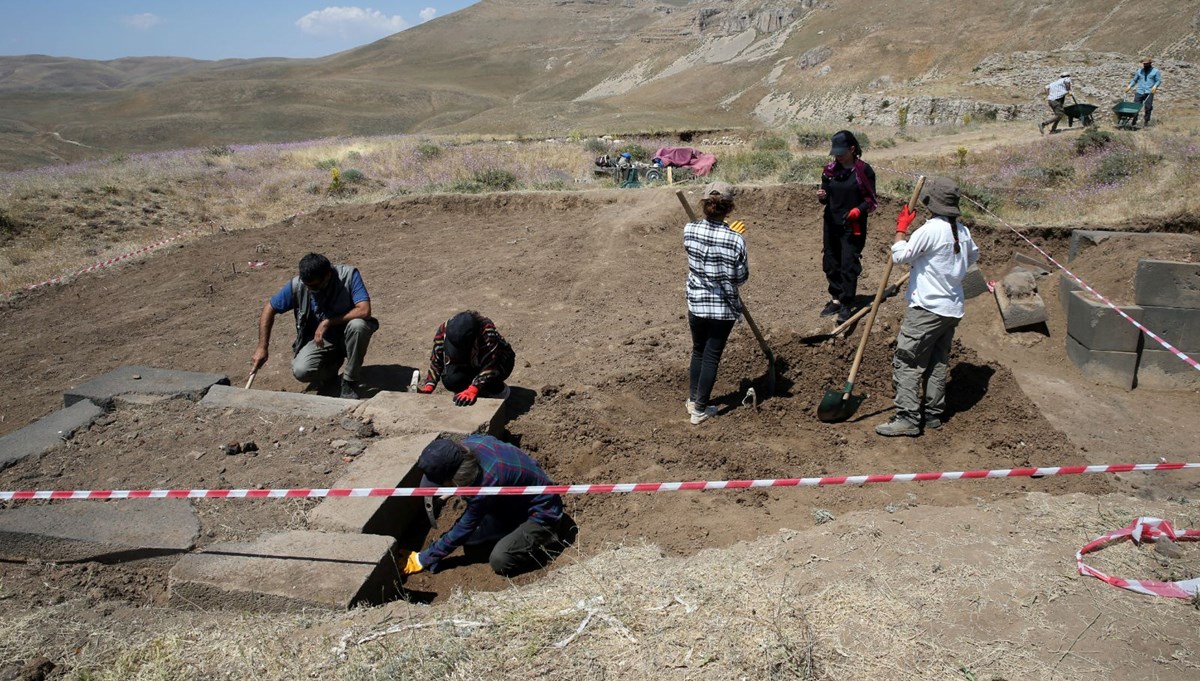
[{"left": 1, "top": 492, "right": 1197, "bottom": 680}]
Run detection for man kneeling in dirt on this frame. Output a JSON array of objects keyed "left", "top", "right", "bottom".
[
  {"left": 250, "top": 252, "right": 378, "bottom": 399},
  {"left": 402, "top": 436, "right": 577, "bottom": 577}
]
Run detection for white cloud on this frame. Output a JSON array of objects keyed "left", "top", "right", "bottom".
[
  {"left": 122, "top": 13, "right": 162, "bottom": 31},
  {"left": 296, "top": 6, "right": 410, "bottom": 39},
  {"left": 419, "top": 7, "right": 437, "bottom": 22}
]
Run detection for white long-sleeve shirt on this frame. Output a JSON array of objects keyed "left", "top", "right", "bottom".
[{"left": 891, "top": 217, "right": 980, "bottom": 318}]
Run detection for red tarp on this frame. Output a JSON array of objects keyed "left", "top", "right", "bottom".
[{"left": 653, "top": 147, "right": 717, "bottom": 176}]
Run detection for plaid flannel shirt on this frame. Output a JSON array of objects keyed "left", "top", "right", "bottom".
[
  {"left": 684, "top": 218, "right": 749, "bottom": 320},
  {"left": 419, "top": 435, "right": 563, "bottom": 568}
]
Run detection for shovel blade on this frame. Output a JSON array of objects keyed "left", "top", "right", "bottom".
[{"left": 817, "top": 384, "right": 865, "bottom": 423}]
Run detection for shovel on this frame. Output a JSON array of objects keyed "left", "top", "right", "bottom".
[
  {"left": 817, "top": 176, "right": 925, "bottom": 423},
  {"left": 676, "top": 190, "right": 776, "bottom": 396}
]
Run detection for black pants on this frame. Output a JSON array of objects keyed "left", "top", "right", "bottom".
[
  {"left": 1134, "top": 91, "right": 1154, "bottom": 125},
  {"left": 463, "top": 513, "right": 577, "bottom": 577},
  {"left": 688, "top": 313, "right": 735, "bottom": 410},
  {"left": 440, "top": 353, "right": 515, "bottom": 393},
  {"left": 822, "top": 217, "right": 866, "bottom": 307}
]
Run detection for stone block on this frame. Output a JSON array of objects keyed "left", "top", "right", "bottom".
[
  {"left": 1001, "top": 270, "right": 1037, "bottom": 298},
  {"left": 1058, "top": 272, "right": 1081, "bottom": 312},
  {"left": 168, "top": 530, "right": 401, "bottom": 612},
  {"left": 1140, "top": 306, "right": 1200, "bottom": 354},
  {"left": 1135, "top": 259, "right": 1200, "bottom": 310},
  {"left": 994, "top": 282, "right": 1047, "bottom": 332},
  {"left": 200, "top": 384, "right": 358, "bottom": 418},
  {"left": 354, "top": 390, "right": 509, "bottom": 437},
  {"left": 0, "top": 401, "right": 104, "bottom": 471},
  {"left": 308, "top": 433, "right": 436, "bottom": 536},
  {"left": 1137, "top": 349, "right": 1200, "bottom": 391},
  {"left": 1065, "top": 335, "right": 1137, "bottom": 390},
  {"left": 1013, "top": 251, "right": 1051, "bottom": 276},
  {"left": 962, "top": 264, "right": 988, "bottom": 300},
  {"left": 0, "top": 500, "right": 198, "bottom": 562},
  {"left": 65, "top": 366, "right": 229, "bottom": 408},
  {"left": 1066, "top": 291, "right": 1143, "bottom": 352},
  {"left": 1068, "top": 229, "right": 1163, "bottom": 262}
]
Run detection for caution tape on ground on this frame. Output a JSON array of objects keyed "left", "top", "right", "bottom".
[
  {"left": 1, "top": 461, "right": 1196, "bottom": 501},
  {"left": 1077, "top": 517, "right": 1200, "bottom": 599},
  {"left": 873, "top": 165, "right": 1200, "bottom": 373}
]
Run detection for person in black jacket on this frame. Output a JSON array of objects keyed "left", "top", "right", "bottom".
[{"left": 816, "top": 130, "right": 877, "bottom": 324}]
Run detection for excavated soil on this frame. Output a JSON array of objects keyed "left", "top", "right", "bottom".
[{"left": 3, "top": 186, "right": 1198, "bottom": 604}]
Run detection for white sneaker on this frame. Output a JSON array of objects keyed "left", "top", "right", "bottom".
[{"left": 688, "top": 403, "right": 718, "bottom": 425}]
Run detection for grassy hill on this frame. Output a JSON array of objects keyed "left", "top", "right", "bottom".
[{"left": 1, "top": 0, "right": 1197, "bottom": 170}]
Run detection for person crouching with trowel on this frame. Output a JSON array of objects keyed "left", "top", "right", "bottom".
[
  {"left": 875, "top": 177, "right": 980, "bottom": 438},
  {"left": 401, "top": 436, "right": 577, "bottom": 577},
  {"left": 416, "top": 311, "right": 515, "bottom": 406}
]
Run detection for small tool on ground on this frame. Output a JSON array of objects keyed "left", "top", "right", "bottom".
[
  {"left": 676, "top": 190, "right": 775, "bottom": 395},
  {"left": 245, "top": 372, "right": 257, "bottom": 389},
  {"left": 800, "top": 271, "right": 911, "bottom": 344},
  {"left": 817, "top": 176, "right": 925, "bottom": 423}
]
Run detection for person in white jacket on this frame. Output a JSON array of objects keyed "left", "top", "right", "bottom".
[{"left": 876, "top": 176, "right": 980, "bottom": 437}]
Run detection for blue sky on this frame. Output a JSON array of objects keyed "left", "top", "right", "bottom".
[{"left": 0, "top": 1, "right": 479, "bottom": 61}]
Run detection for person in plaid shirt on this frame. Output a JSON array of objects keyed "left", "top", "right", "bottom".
[
  {"left": 416, "top": 311, "right": 515, "bottom": 406},
  {"left": 683, "top": 181, "right": 749, "bottom": 425},
  {"left": 402, "top": 436, "right": 577, "bottom": 576}
]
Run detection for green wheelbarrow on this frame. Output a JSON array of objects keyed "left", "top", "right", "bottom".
[
  {"left": 1063, "top": 94, "right": 1097, "bottom": 127},
  {"left": 1112, "top": 97, "right": 1144, "bottom": 129}
]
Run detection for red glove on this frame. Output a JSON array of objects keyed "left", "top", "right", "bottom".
[
  {"left": 895, "top": 205, "right": 917, "bottom": 234},
  {"left": 846, "top": 207, "right": 862, "bottom": 236},
  {"left": 846, "top": 207, "right": 861, "bottom": 221},
  {"left": 417, "top": 382, "right": 435, "bottom": 394},
  {"left": 453, "top": 385, "right": 479, "bottom": 406}
]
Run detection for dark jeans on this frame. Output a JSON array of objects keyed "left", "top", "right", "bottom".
[
  {"left": 822, "top": 217, "right": 866, "bottom": 307},
  {"left": 463, "top": 513, "right": 577, "bottom": 577},
  {"left": 1134, "top": 91, "right": 1154, "bottom": 125},
  {"left": 688, "top": 313, "right": 735, "bottom": 410}
]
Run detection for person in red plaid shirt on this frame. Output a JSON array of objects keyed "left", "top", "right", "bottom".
[{"left": 416, "top": 311, "right": 515, "bottom": 406}]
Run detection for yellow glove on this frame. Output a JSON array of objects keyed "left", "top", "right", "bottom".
[
  {"left": 403, "top": 552, "right": 425, "bottom": 576},
  {"left": 1125, "top": 86, "right": 1132, "bottom": 93},
  {"left": 1151, "top": 87, "right": 1158, "bottom": 94},
  {"left": 726, "top": 219, "right": 747, "bottom": 234}
]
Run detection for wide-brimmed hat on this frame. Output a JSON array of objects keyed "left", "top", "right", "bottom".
[
  {"left": 918, "top": 176, "right": 961, "bottom": 218},
  {"left": 829, "top": 130, "right": 853, "bottom": 156},
  {"left": 702, "top": 181, "right": 735, "bottom": 200},
  {"left": 1141, "top": 56, "right": 1153, "bottom": 64},
  {"left": 1060, "top": 71, "right": 1071, "bottom": 78},
  {"left": 418, "top": 438, "right": 465, "bottom": 488}
]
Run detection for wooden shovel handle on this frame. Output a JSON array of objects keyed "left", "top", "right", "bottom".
[{"left": 844, "top": 176, "right": 925, "bottom": 394}]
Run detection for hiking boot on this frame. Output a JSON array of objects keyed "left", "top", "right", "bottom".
[
  {"left": 819, "top": 300, "right": 842, "bottom": 318},
  {"left": 689, "top": 404, "right": 718, "bottom": 425},
  {"left": 875, "top": 415, "right": 920, "bottom": 437},
  {"left": 339, "top": 378, "right": 368, "bottom": 400},
  {"left": 1038, "top": 121, "right": 1045, "bottom": 135},
  {"left": 836, "top": 305, "right": 856, "bottom": 325}
]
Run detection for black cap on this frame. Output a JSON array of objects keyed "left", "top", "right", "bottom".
[
  {"left": 829, "top": 131, "right": 851, "bottom": 156},
  {"left": 418, "top": 438, "right": 465, "bottom": 488},
  {"left": 443, "top": 312, "right": 478, "bottom": 363}
]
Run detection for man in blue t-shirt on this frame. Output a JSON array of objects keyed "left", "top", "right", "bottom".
[
  {"left": 1126, "top": 56, "right": 1162, "bottom": 127},
  {"left": 250, "top": 252, "right": 378, "bottom": 398}
]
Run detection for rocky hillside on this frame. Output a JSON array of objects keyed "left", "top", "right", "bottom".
[{"left": 1, "top": 0, "right": 1197, "bottom": 169}]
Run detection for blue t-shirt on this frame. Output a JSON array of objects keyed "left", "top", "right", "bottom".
[{"left": 270, "top": 269, "right": 369, "bottom": 318}]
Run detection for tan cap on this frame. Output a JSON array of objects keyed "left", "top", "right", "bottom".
[
  {"left": 1141, "top": 56, "right": 1153, "bottom": 64},
  {"left": 702, "top": 181, "right": 735, "bottom": 200}
]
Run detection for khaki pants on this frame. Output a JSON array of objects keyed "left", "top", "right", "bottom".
[
  {"left": 291, "top": 317, "right": 378, "bottom": 384},
  {"left": 1042, "top": 97, "right": 1066, "bottom": 132},
  {"left": 892, "top": 306, "right": 959, "bottom": 424}
]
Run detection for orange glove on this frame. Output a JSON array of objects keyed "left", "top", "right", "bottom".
[
  {"left": 403, "top": 552, "right": 425, "bottom": 576},
  {"left": 726, "top": 219, "right": 746, "bottom": 234},
  {"left": 895, "top": 205, "right": 918, "bottom": 234},
  {"left": 454, "top": 384, "right": 479, "bottom": 406},
  {"left": 417, "top": 382, "right": 435, "bottom": 394}
]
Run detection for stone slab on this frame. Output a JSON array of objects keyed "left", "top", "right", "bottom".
[
  {"left": 1058, "top": 272, "right": 1081, "bottom": 312},
  {"left": 1066, "top": 290, "right": 1143, "bottom": 352},
  {"left": 308, "top": 432, "right": 436, "bottom": 535},
  {"left": 0, "top": 500, "right": 198, "bottom": 562},
  {"left": 65, "top": 366, "right": 229, "bottom": 408},
  {"left": 168, "top": 530, "right": 401, "bottom": 612},
  {"left": 1137, "top": 349, "right": 1200, "bottom": 391},
  {"left": 354, "top": 390, "right": 509, "bottom": 437},
  {"left": 200, "top": 384, "right": 358, "bottom": 418},
  {"left": 994, "top": 285, "right": 1047, "bottom": 331},
  {"left": 1068, "top": 229, "right": 1165, "bottom": 262},
  {"left": 0, "top": 401, "right": 104, "bottom": 471},
  {"left": 1013, "top": 251, "right": 1051, "bottom": 276},
  {"left": 962, "top": 264, "right": 988, "bottom": 300},
  {"left": 1135, "top": 259, "right": 1200, "bottom": 310},
  {"left": 1140, "top": 305, "right": 1200, "bottom": 354},
  {"left": 1065, "top": 335, "right": 1137, "bottom": 390}
]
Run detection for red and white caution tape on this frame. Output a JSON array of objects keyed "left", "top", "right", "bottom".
[
  {"left": 1, "top": 461, "right": 1196, "bottom": 501},
  {"left": 1077, "top": 517, "right": 1200, "bottom": 599},
  {"left": 875, "top": 165, "right": 1200, "bottom": 373},
  {"left": 1, "top": 230, "right": 194, "bottom": 299}
]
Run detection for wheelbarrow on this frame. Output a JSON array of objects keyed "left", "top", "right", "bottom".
[
  {"left": 1113, "top": 96, "right": 1144, "bottom": 129},
  {"left": 1063, "top": 94, "right": 1097, "bottom": 127}
]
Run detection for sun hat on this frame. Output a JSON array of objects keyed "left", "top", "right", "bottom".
[
  {"left": 918, "top": 176, "right": 961, "bottom": 218},
  {"left": 1060, "top": 71, "right": 1071, "bottom": 78},
  {"left": 1141, "top": 56, "right": 1153, "bottom": 64},
  {"left": 702, "top": 181, "right": 735, "bottom": 200}
]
